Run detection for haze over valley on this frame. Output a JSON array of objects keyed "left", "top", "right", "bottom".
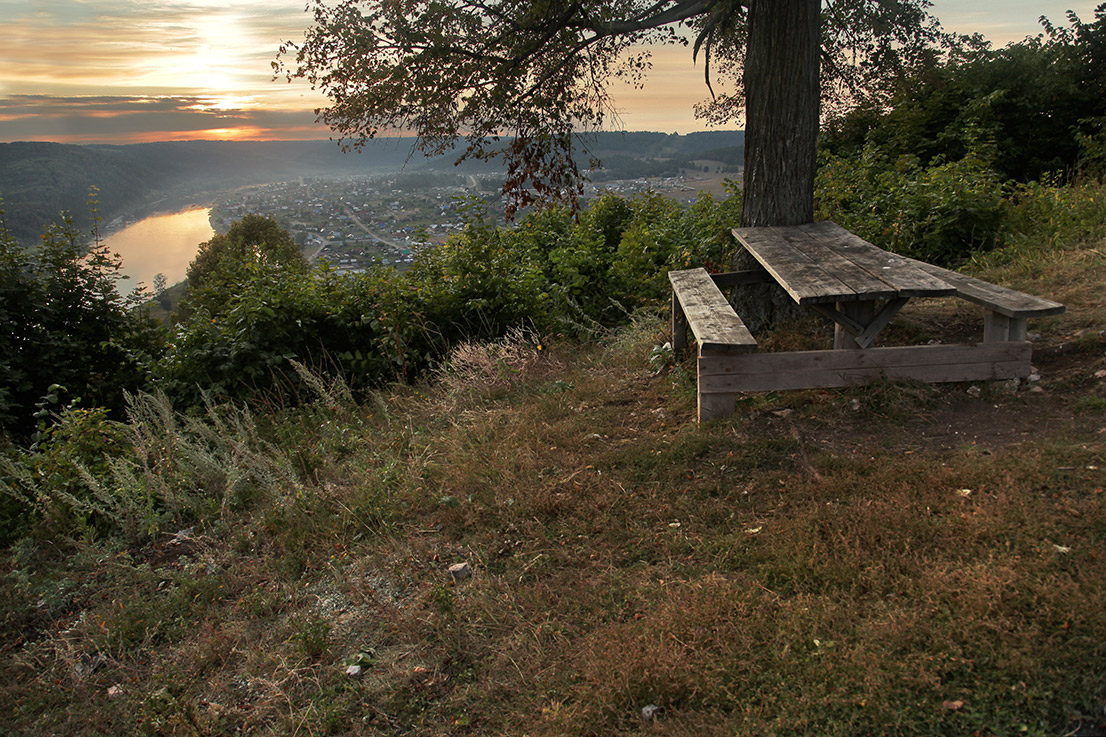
[{"left": 0, "top": 132, "right": 744, "bottom": 274}]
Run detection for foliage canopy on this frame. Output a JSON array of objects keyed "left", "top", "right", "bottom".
[
  {"left": 822, "top": 4, "right": 1106, "bottom": 183},
  {"left": 276, "top": 0, "right": 946, "bottom": 216},
  {"left": 186, "top": 213, "right": 305, "bottom": 291}
]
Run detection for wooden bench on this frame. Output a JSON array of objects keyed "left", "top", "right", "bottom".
[
  {"left": 669, "top": 268, "right": 759, "bottom": 419},
  {"left": 669, "top": 267, "right": 759, "bottom": 355},
  {"left": 904, "top": 258, "right": 1066, "bottom": 342}
]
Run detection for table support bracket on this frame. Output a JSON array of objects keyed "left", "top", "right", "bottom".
[{"left": 812, "top": 297, "right": 911, "bottom": 349}]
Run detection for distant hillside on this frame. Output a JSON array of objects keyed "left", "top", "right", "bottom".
[
  {"left": 0, "top": 132, "right": 743, "bottom": 244},
  {"left": 0, "top": 139, "right": 418, "bottom": 244}
]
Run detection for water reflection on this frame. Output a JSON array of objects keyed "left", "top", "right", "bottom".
[{"left": 103, "top": 207, "right": 214, "bottom": 294}]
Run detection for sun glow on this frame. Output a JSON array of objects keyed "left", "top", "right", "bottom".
[
  {"left": 195, "top": 127, "right": 265, "bottom": 141},
  {"left": 187, "top": 95, "right": 259, "bottom": 113},
  {"left": 145, "top": 13, "right": 257, "bottom": 93}
]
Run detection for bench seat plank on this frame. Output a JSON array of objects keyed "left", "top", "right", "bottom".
[
  {"left": 669, "top": 268, "right": 757, "bottom": 353},
  {"left": 904, "top": 258, "right": 1066, "bottom": 318}
]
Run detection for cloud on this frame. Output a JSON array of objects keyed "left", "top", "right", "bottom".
[
  {"left": 0, "top": 94, "right": 330, "bottom": 143},
  {"left": 0, "top": 1, "right": 314, "bottom": 96},
  {"left": 0, "top": 1, "right": 330, "bottom": 141},
  {"left": 0, "top": 1, "right": 732, "bottom": 140}
]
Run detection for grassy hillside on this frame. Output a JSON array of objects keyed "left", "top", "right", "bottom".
[{"left": 2, "top": 228, "right": 1103, "bottom": 735}]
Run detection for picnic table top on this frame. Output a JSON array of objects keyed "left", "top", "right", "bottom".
[{"left": 732, "top": 221, "right": 957, "bottom": 305}]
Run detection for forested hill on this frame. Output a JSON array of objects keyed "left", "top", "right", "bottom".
[{"left": 0, "top": 131, "right": 743, "bottom": 244}]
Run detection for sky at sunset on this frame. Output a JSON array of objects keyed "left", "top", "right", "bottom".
[{"left": 0, "top": 0, "right": 1101, "bottom": 145}]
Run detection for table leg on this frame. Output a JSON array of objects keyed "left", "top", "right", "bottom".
[
  {"left": 984, "top": 311, "right": 1027, "bottom": 343},
  {"left": 672, "top": 291, "right": 688, "bottom": 353},
  {"left": 699, "top": 390, "right": 735, "bottom": 422},
  {"left": 833, "top": 301, "right": 875, "bottom": 349}
]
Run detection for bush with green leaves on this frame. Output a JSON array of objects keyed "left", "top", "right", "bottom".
[
  {"left": 1003, "top": 176, "right": 1106, "bottom": 254},
  {"left": 814, "top": 7, "right": 1106, "bottom": 262},
  {"left": 162, "top": 192, "right": 741, "bottom": 404},
  {"left": 816, "top": 144, "right": 1008, "bottom": 264},
  {"left": 164, "top": 257, "right": 392, "bottom": 405},
  {"left": 822, "top": 6, "right": 1106, "bottom": 183},
  {"left": 1, "top": 391, "right": 308, "bottom": 545},
  {"left": 0, "top": 204, "right": 164, "bottom": 438},
  {"left": 185, "top": 212, "right": 306, "bottom": 292},
  {"left": 1, "top": 406, "right": 136, "bottom": 543}
]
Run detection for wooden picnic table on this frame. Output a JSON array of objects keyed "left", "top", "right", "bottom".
[
  {"left": 734, "top": 221, "right": 956, "bottom": 349},
  {"left": 669, "top": 221, "right": 1065, "bottom": 421}
]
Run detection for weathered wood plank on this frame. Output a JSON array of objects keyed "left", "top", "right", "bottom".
[
  {"left": 833, "top": 300, "right": 876, "bottom": 349},
  {"left": 983, "top": 311, "right": 1011, "bottom": 344},
  {"left": 733, "top": 222, "right": 958, "bottom": 305},
  {"left": 732, "top": 226, "right": 859, "bottom": 304},
  {"left": 700, "top": 341, "right": 1030, "bottom": 375},
  {"left": 811, "top": 303, "right": 865, "bottom": 335},
  {"left": 905, "top": 258, "right": 1066, "bottom": 318},
  {"left": 854, "top": 296, "right": 910, "bottom": 348},
  {"left": 701, "top": 357, "right": 1027, "bottom": 393},
  {"left": 796, "top": 222, "right": 956, "bottom": 298},
  {"left": 698, "top": 342, "right": 1032, "bottom": 394},
  {"left": 669, "top": 268, "right": 757, "bottom": 353},
  {"left": 774, "top": 226, "right": 902, "bottom": 300},
  {"left": 698, "top": 392, "right": 736, "bottom": 422}
]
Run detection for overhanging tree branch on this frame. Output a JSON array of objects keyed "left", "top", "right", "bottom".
[{"left": 277, "top": 0, "right": 950, "bottom": 218}]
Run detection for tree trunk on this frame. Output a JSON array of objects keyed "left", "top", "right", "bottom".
[
  {"left": 741, "top": 0, "right": 821, "bottom": 226},
  {"left": 731, "top": 0, "right": 821, "bottom": 331}
]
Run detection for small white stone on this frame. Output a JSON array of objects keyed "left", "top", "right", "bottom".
[
  {"left": 345, "top": 665, "right": 363, "bottom": 678},
  {"left": 448, "top": 562, "right": 471, "bottom": 581},
  {"left": 106, "top": 684, "right": 124, "bottom": 698},
  {"left": 641, "top": 704, "right": 663, "bottom": 722},
  {"left": 966, "top": 386, "right": 982, "bottom": 398}
]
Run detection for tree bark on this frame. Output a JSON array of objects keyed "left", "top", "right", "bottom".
[
  {"left": 741, "top": 0, "right": 821, "bottom": 227},
  {"left": 731, "top": 0, "right": 821, "bottom": 331}
]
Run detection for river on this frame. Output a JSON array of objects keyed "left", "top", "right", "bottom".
[{"left": 102, "top": 207, "right": 214, "bottom": 294}]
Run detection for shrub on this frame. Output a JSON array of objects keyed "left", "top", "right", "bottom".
[
  {"left": 1, "top": 406, "right": 139, "bottom": 542},
  {"left": 186, "top": 213, "right": 306, "bottom": 291},
  {"left": 0, "top": 205, "right": 164, "bottom": 437},
  {"left": 162, "top": 193, "right": 738, "bottom": 405},
  {"left": 164, "top": 258, "right": 392, "bottom": 404},
  {"left": 1004, "top": 176, "right": 1106, "bottom": 253},
  {"left": 816, "top": 145, "right": 1008, "bottom": 265},
  {"left": 1, "top": 390, "right": 308, "bottom": 544}
]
